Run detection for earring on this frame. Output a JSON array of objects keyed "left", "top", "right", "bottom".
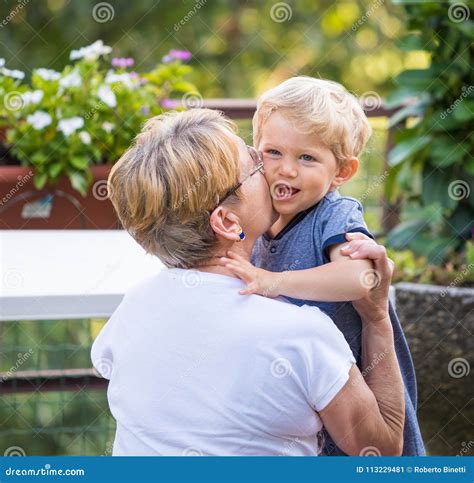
[{"left": 237, "top": 227, "right": 245, "bottom": 242}]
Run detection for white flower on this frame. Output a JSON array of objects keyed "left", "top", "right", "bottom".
[
  {"left": 59, "top": 70, "right": 81, "bottom": 88},
  {"left": 70, "top": 40, "right": 112, "bottom": 61},
  {"left": 22, "top": 90, "right": 44, "bottom": 106},
  {"left": 58, "top": 116, "right": 84, "bottom": 137},
  {"left": 97, "top": 85, "right": 117, "bottom": 108},
  {"left": 105, "top": 71, "right": 135, "bottom": 89},
  {"left": 101, "top": 122, "right": 114, "bottom": 133},
  {"left": 78, "top": 131, "right": 91, "bottom": 144},
  {"left": 27, "top": 111, "right": 52, "bottom": 130},
  {"left": 0, "top": 58, "right": 5, "bottom": 68},
  {"left": 1, "top": 67, "right": 25, "bottom": 80},
  {"left": 35, "top": 68, "right": 61, "bottom": 81}
]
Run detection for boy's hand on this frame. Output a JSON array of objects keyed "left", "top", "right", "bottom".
[{"left": 219, "top": 251, "right": 279, "bottom": 297}]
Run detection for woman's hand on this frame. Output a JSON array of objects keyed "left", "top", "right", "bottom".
[
  {"left": 340, "top": 232, "right": 394, "bottom": 323},
  {"left": 219, "top": 251, "right": 279, "bottom": 297}
]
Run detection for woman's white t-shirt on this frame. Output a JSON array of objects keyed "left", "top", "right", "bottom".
[{"left": 91, "top": 267, "right": 356, "bottom": 456}]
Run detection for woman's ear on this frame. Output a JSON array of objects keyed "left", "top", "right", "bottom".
[
  {"left": 331, "top": 157, "right": 359, "bottom": 190},
  {"left": 209, "top": 207, "right": 242, "bottom": 242}
]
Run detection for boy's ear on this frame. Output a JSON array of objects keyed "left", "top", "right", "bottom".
[
  {"left": 331, "top": 157, "right": 359, "bottom": 190},
  {"left": 209, "top": 207, "right": 242, "bottom": 242}
]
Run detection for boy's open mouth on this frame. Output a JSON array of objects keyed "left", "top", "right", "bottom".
[{"left": 271, "top": 182, "right": 300, "bottom": 201}]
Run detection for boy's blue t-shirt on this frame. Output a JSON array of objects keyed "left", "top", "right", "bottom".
[{"left": 251, "top": 190, "right": 425, "bottom": 456}]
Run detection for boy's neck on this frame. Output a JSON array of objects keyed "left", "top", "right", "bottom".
[{"left": 266, "top": 214, "right": 294, "bottom": 239}]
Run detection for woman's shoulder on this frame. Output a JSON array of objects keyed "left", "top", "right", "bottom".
[{"left": 247, "top": 294, "right": 344, "bottom": 340}]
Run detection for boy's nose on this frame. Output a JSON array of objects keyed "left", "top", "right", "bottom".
[{"left": 277, "top": 157, "right": 298, "bottom": 178}]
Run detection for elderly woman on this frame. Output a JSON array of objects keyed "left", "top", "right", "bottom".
[{"left": 91, "top": 108, "right": 405, "bottom": 456}]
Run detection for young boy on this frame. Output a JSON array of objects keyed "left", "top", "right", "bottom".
[{"left": 221, "top": 76, "right": 425, "bottom": 456}]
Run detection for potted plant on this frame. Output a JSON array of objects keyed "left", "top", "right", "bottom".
[
  {"left": 0, "top": 41, "right": 198, "bottom": 228},
  {"left": 384, "top": 0, "right": 473, "bottom": 456}
]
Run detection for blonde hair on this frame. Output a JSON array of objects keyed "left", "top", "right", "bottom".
[
  {"left": 108, "top": 108, "right": 241, "bottom": 268},
  {"left": 253, "top": 76, "right": 372, "bottom": 164}
]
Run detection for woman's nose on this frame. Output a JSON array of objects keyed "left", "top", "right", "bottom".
[{"left": 277, "top": 156, "right": 298, "bottom": 178}]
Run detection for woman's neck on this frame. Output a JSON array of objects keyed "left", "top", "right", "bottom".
[{"left": 196, "top": 242, "right": 253, "bottom": 279}]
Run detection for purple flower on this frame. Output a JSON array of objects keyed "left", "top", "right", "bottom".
[
  {"left": 161, "top": 99, "right": 177, "bottom": 109},
  {"left": 111, "top": 57, "right": 135, "bottom": 69},
  {"left": 169, "top": 49, "right": 192, "bottom": 61},
  {"left": 140, "top": 106, "right": 151, "bottom": 115},
  {"left": 162, "top": 49, "right": 192, "bottom": 63}
]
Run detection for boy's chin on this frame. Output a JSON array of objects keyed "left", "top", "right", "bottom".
[{"left": 273, "top": 201, "right": 301, "bottom": 217}]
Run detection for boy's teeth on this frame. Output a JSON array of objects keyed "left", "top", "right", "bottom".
[
  {"left": 273, "top": 183, "right": 292, "bottom": 199},
  {"left": 271, "top": 182, "right": 300, "bottom": 200}
]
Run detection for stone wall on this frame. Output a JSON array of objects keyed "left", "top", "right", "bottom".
[{"left": 394, "top": 283, "right": 474, "bottom": 456}]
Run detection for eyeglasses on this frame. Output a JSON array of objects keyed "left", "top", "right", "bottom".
[{"left": 211, "top": 145, "right": 264, "bottom": 211}]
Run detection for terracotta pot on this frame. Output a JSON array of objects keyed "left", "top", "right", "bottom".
[{"left": 0, "top": 165, "right": 120, "bottom": 229}]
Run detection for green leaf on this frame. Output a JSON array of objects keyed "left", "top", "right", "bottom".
[
  {"left": 452, "top": 100, "right": 474, "bottom": 122},
  {"left": 34, "top": 172, "right": 48, "bottom": 190},
  {"left": 451, "top": 20, "right": 474, "bottom": 39},
  {"left": 430, "top": 138, "right": 469, "bottom": 167},
  {"left": 69, "top": 171, "right": 89, "bottom": 196},
  {"left": 389, "top": 100, "right": 427, "bottom": 128},
  {"left": 395, "top": 34, "right": 424, "bottom": 51},
  {"left": 48, "top": 163, "right": 63, "bottom": 178},
  {"left": 386, "top": 89, "right": 424, "bottom": 110},
  {"left": 409, "top": 233, "right": 459, "bottom": 263},
  {"left": 387, "top": 218, "right": 427, "bottom": 249},
  {"left": 31, "top": 152, "right": 48, "bottom": 165},
  {"left": 70, "top": 156, "right": 90, "bottom": 170},
  {"left": 421, "top": 168, "right": 458, "bottom": 211},
  {"left": 389, "top": 134, "right": 432, "bottom": 167},
  {"left": 447, "top": 204, "right": 474, "bottom": 239}
]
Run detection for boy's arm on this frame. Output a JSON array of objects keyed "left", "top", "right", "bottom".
[{"left": 221, "top": 233, "right": 376, "bottom": 301}]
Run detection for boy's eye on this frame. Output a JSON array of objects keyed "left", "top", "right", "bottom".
[
  {"left": 300, "top": 154, "right": 316, "bottom": 162},
  {"left": 266, "top": 149, "right": 281, "bottom": 156}
]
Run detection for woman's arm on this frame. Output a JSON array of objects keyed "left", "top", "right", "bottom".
[{"left": 318, "top": 235, "right": 405, "bottom": 455}]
